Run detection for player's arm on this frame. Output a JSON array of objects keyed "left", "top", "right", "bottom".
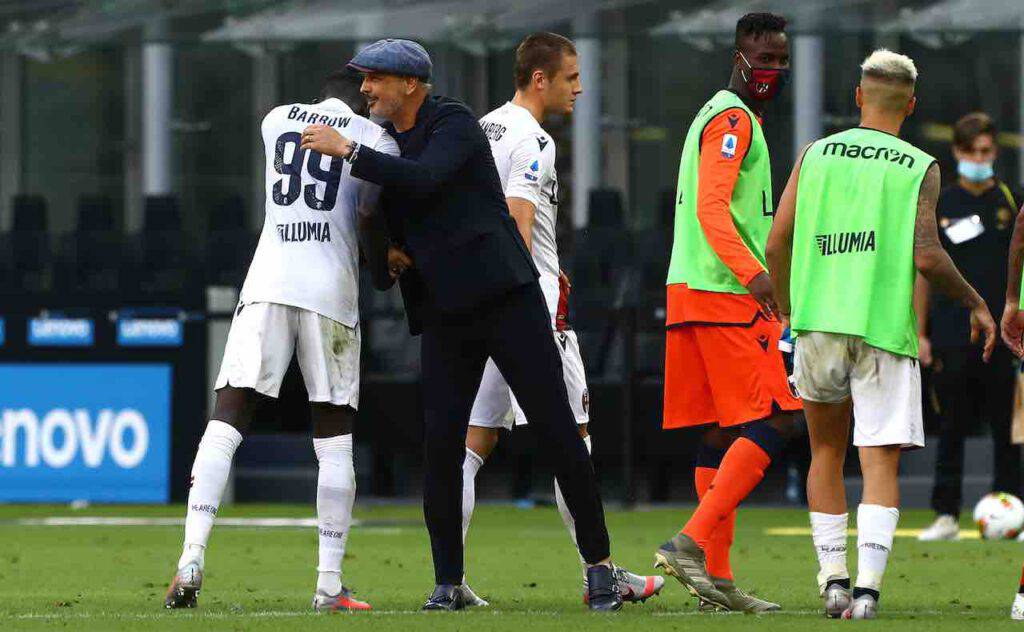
[
  {"left": 764, "top": 145, "right": 807, "bottom": 326},
  {"left": 913, "top": 274, "right": 932, "bottom": 366},
  {"left": 503, "top": 135, "right": 548, "bottom": 253},
  {"left": 301, "top": 107, "right": 478, "bottom": 196},
  {"left": 1002, "top": 199, "right": 1024, "bottom": 356},
  {"left": 696, "top": 108, "right": 775, "bottom": 317},
  {"left": 913, "top": 162, "right": 996, "bottom": 361},
  {"left": 507, "top": 198, "right": 536, "bottom": 252}
]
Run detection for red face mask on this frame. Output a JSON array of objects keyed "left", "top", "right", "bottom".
[{"left": 739, "top": 51, "right": 789, "bottom": 101}]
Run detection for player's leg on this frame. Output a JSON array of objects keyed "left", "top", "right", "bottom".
[
  {"left": 789, "top": 331, "right": 857, "bottom": 617},
  {"left": 167, "top": 302, "right": 293, "bottom": 609},
  {"left": 843, "top": 341, "right": 923, "bottom": 620},
  {"left": 463, "top": 425, "right": 499, "bottom": 541},
  {"left": 691, "top": 427, "right": 739, "bottom": 609},
  {"left": 804, "top": 397, "right": 854, "bottom": 618},
  {"left": 665, "top": 317, "right": 798, "bottom": 611},
  {"left": 308, "top": 404, "right": 370, "bottom": 611},
  {"left": 850, "top": 445, "right": 900, "bottom": 619},
  {"left": 655, "top": 325, "right": 732, "bottom": 608},
  {"left": 295, "top": 310, "right": 371, "bottom": 612},
  {"left": 463, "top": 360, "right": 511, "bottom": 543}
]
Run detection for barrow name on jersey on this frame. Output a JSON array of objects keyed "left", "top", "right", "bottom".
[{"left": 240, "top": 98, "right": 399, "bottom": 328}]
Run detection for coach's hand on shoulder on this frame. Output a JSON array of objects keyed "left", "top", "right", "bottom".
[
  {"left": 745, "top": 271, "right": 779, "bottom": 321},
  {"left": 1001, "top": 302, "right": 1024, "bottom": 359},
  {"left": 301, "top": 124, "right": 353, "bottom": 158},
  {"left": 970, "top": 300, "right": 997, "bottom": 363},
  {"left": 388, "top": 246, "right": 414, "bottom": 280}
]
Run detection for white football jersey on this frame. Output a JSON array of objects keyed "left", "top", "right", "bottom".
[
  {"left": 240, "top": 98, "right": 399, "bottom": 327},
  {"left": 480, "top": 102, "right": 560, "bottom": 327}
]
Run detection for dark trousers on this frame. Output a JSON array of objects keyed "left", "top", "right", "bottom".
[
  {"left": 930, "top": 345, "right": 1021, "bottom": 517},
  {"left": 420, "top": 281, "right": 610, "bottom": 584}
]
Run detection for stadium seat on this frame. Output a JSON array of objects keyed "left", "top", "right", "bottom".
[
  {"left": 205, "top": 194, "right": 256, "bottom": 287},
  {"left": 6, "top": 195, "right": 53, "bottom": 299},
  {"left": 125, "top": 195, "right": 201, "bottom": 303},
  {"left": 55, "top": 195, "right": 123, "bottom": 300}
]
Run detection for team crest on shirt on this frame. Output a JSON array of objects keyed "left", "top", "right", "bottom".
[
  {"left": 721, "top": 133, "right": 738, "bottom": 159},
  {"left": 727, "top": 114, "right": 740, "bottom": 129},
  {"left": 537, "top": 136, "right": 549, "bottom": 151}
]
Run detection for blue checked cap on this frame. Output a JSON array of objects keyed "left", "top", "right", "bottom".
[{"left": 347, "top": 39, "right": 432, "bottom": 80}]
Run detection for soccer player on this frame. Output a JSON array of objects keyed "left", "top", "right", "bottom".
[
  {"left": 766, "top": 49, "right": 996, "bottom": 620},
  {"left": 460, "top": 32, "right": 663, "bottom": 605},
  {"left": 998, "top": 126, "right": 1024, "bottom": 623},
  {"left": 164, "top": 71, "right": 399, "bottom": 612},
  {"left": 654, "top": 12, "right": 798, "bottom": 613}
]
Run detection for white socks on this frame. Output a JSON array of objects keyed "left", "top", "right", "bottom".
[
  {"left": 810, "top": 511, "right": 849, "bottom": 593},
  {"left": 810, "top": 505, "right": 900, "bottom": 596},
  {"left": 314, "top": 434, "right": 356, "bottom": 596},
  {"left": 179, "top": 420, "right": 243, "bottom": 569},
  {"left": 856, "top": 503, "right": 899, "bottom": 594},
  {"left": 461, "top": 449, "right": 485, "bottom": 543},
  {"left": 554, "top": 435, "right": 592, "bottom": 573}
]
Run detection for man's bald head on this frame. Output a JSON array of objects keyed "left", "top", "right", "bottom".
[{"left": 858, "top": 49, "right": 917, "bottom": 114}]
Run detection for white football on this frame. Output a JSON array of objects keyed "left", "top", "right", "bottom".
[{"left": 973, "top": 492, "right": 1024, "bottom": 540}]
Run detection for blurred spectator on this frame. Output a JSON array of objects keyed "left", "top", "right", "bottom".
[{"left": 915, "top": 112, "right": 1022, "bottom": 540}]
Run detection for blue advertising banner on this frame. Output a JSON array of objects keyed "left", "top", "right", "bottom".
[
  {"left": 27, "top": 318, "right": 94, "bottom": 347},
  {"left": 0, "top": 364, "right": 172, "bottom": 502},
  {"left": 117, "top": 319, "right": 183, "bottom": 347}
]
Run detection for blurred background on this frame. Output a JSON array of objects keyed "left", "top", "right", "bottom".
[{"left": 1, "top": 0, "right": 1022, "bottom": 511}]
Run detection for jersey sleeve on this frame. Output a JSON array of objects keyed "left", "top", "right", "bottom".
[
  {"left": 503, "top": 134, "right": 552, "bottom": 208},
  {"left": 695, "top": 107, "right": 765, "bottom": 287}
]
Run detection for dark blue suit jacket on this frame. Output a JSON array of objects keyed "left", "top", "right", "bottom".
[{"left": 352, "top": 96, "right": 538, "bottom": 334}]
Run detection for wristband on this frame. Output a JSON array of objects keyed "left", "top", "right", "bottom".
[{"left": 344, "top": 141, "right": 361, "bottom": 164}]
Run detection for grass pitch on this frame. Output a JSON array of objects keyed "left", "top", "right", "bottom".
[{"left": 0, "top": 502, "right": 1021, "bottom": 630}]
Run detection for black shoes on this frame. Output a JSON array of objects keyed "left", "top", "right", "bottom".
[
  {"left": 586, "top": 564, "right": 623, "bottom": 612},
  {"left": 422, "top": 584, "right": 466, "bottom": 611},
  {"left": 422, "top": 570, "right": 622, "bottom": 612}
]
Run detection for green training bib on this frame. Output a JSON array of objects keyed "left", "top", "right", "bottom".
[
  {"left": 790, "top": 127, "right": 935, "bottom": 358},
  {"left": 666, "top": 90, "right": 773, "bottom": 293}
]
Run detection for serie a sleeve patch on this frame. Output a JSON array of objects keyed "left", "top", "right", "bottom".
[{"left": 721, "top": 133, "right": 738, "bottom": 159}]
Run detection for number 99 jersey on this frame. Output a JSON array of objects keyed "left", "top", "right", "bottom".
[{"left": 240, "top": 97, "right": 400, "bottom": 328}]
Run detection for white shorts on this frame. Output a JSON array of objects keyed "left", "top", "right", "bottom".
[
  {"left": 793, "top": 331, "right": 923, "bottom": 449},
  {"left": 469, "top": 329, "right": 590, "bottom": 430},
  {"left": 214, "top": 302, "right": 360, "bottom": 408}
]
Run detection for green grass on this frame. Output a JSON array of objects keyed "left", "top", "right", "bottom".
[{"left": 0, "top": 502, "right": 1021, "bottom": 630}]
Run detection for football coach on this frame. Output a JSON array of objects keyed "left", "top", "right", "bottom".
[{"left": 299, "top": 39, "right": 622, "bottom": 612}]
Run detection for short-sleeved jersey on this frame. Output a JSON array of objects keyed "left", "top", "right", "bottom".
[
  {"left": 240, "top": 98, "right": 399, "bottom": 327},
  {"left": 480, "top": 102, "right": 560, "bottom": 327}
]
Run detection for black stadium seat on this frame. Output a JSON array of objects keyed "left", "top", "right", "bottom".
[
  {"left": 7, "top": 194, "right": 53, "bottom": 297},
  {"left": 205, "top": 194, "right": 256, "bottom": 287},
  {"left": 124, "top": 195, "right": 200, "bottom": 303},
  {"left": 56, "top": 195, "right": 123, "bottom": 299}
]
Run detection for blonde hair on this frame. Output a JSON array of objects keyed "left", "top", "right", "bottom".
[{"left": 860, "top": 48, "right": 918, "bottom": 85}]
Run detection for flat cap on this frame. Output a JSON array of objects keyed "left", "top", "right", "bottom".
[{"left": 347, "top": 39, "right": 432, "bottom": 80}]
